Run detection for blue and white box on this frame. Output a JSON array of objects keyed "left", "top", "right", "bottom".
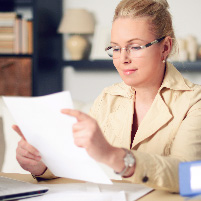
[{"left": 179, "top": 161, "right": 201, "bottom": 196}]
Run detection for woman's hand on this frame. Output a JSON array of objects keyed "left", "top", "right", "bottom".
[
  {"left": 12, "top": 125, "right": 47, "bottom": 176},
  {"left": 61, "top": 109, "right": 113, "bottom": 164},
  {"left": 61, "top": 109, "right": 127, "bottom": 173}
]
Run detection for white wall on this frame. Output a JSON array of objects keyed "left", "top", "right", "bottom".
[
  {"left": 62, "top": 0, "right": 201, "bottom": 103},
  {"left": 63, "top": 0, "right": 120, "bottom": 27},
  {"left": 168, "top": 0, "right": 201, "bottom": 43},
  {"left": 63, "top": 67, "right": 122, "bottom": 102},
  {"left": 0, "top": 98, "right": 29, "bottom": 173},
  {"left": 62, "top": 0, "right": 201, "bottom": 52}
]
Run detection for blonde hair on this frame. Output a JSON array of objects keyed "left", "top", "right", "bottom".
[{"left": 113, "top": 0, "right": 176, "bottom": 51}]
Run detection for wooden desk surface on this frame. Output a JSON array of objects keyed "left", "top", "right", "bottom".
[{"left": 0, "top": 172, "right": 185, "bottom": 201}]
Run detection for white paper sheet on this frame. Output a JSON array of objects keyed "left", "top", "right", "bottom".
[
  {"left": 24, "top": 191, "right": 127, "bottom": 201},
  {"left": 98, "top": 182, "right": 153, "bottom": 201},
  {"left": 3, "top": 91, "right": 111, "bottom": 184},
  {"left": 22, "top": 182, "right": 153, "bottom": 201}
]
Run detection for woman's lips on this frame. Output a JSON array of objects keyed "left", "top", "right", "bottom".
[{"left": 123, "top": 69, "right": 138, "bottom": 75}]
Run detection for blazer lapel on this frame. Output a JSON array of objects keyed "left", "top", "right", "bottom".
[{"left": 132, "top": 93, "right": 173, "bottom": 148}]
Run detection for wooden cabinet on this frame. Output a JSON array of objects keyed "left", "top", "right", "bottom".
[{"left": 0, "top": 58, "right": 32, "bottom": 96}]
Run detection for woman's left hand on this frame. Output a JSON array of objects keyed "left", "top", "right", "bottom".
[{"left": 61, "top": 109, "right": 115, "bottom": 165}]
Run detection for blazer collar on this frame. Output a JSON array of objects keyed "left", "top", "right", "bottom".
[
  {"left": 160, "top": 62, "right": 191, "bottom": 91},
  {"left": 132, "top": 63, "right": 192, "bottom": 148},
  {"left": 132, "top": 92, "right": 173, "bottom": 148},
  {"left": 104, "top": 81, "right": 135, "bottom": 99}
]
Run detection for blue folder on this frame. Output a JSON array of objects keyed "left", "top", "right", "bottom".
[{"left": 179, "top": 161, "right": 201, "bottom": 197}]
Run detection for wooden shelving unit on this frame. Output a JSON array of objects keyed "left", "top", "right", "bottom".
[
  {"left": 0, "top": 0, "right": 63, "bottom": 96},
  {"left": 63, "top": 60, "right": 201, "bottom": 72}
]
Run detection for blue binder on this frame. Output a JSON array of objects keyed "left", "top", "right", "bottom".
[{"left": 179, "top": 161, "right": 201, "bottom": 197}]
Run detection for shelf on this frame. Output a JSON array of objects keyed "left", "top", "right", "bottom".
[
  {"left": 14, "top": 0, "right": 33, "bottom": 7},
  {"left": 63, "top": 60, "right": 201, "bottom": 72},
  {"left": 63, "top": 60, "right": 114, "bottom": 71},
  {"left": 0, "top": 0, "right": 33, "bottom": 11},
  {"left": 0, "top": 54, "right": 33, "bottom": 58},
  {"left": 172, "top": 61, "right": 201, "bottom": 72}
]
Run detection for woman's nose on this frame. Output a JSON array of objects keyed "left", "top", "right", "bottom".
[{"left": 120, "top": 48, "right": 131, "bottom": 64}]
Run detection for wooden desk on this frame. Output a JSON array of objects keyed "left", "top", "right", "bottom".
[{"left": 0, "top": 172, "right": 185, "bottom": 201}]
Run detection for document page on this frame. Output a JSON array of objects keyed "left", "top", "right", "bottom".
[
  {"left": 22, "top": 182, "right": 153, "bottom": 201},
  {"left": 3, "top": 91, "right": 111, "bottom": 184}
]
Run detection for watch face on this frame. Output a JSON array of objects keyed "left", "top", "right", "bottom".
[{"left": 124, "top": 151, "right": 135, "bottom": 167}]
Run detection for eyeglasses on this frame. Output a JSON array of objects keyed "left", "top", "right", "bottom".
[{"left": 105, "top": 36, "right": 165, "bottom": 59}]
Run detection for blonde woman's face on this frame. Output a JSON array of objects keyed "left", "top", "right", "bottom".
[{"left": 111, "top": 17, "right": 165, "bottom": 88}]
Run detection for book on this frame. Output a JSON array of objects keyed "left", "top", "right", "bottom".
[
  {"left": 0, "top": 27, "right": 14, "bottom": 33},
  {"left": 21, "top": 18, "right": 28, "bottom": 54},
  {"left": 0, "top": 48, "right": 14, "bottom": 53},
  {"left": 0, "top": 41, "right": 14, "bottom": 45},
  {"left": 0, "top": 12, "right": 17, "bottom": 27},
  {"left": 27, "top": 20, "right": 33, "bottom": 54},
  {"left": 0, "top": 12, "right": 16, "bottom": 18},
  {"left": 0, "top": 33, "right": 15, "bottom": 40},
  {"left": 0, "top": 20, "right": 15, "bottom": 27},
  {"left": 14, "top": 17, "right": 22, "bottom": 54},
  {"left": 0, "top": 32, "right": 15, "bottom": 53},
  {"left": 0, "top": 38, "right": 14, "bottom": 53},
  {"left": 0, "top": 42, "right": 14, "bottom": 48}
]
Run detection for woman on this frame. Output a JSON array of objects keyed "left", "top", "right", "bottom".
[{"left": 13, "top": 0, "right": 201, "bottom": 192}]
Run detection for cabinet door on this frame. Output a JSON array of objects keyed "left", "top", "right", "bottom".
[{"left": 0, "top": 58, "right": 32, "bottom": 96}]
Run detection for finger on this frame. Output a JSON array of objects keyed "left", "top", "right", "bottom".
[
  {"left": 72, "top": 122, "right": 85, "bottom": 132},
  {"left": 18, "top": 140, "right": 40, "bottom": 157},
  {"left": 72, "top": 129, "right": 90, "bottom": 148},
  {"left": 12, "top": 125, "right": 26, "bottom": 141},
  {"left": 17, "top": 146, "right": 41, "bottom": 161},
  {"left": 16, "top": 154, "right": 40, "bottom": 167},
  {"left": 61, "top": 109, "right": 89, "bottom": 121},
  {"left": 74, "top": 139, "right": 84, "bottom": 148},
  {"left": 73, "top": 133, "right": 85, "bottom": 148}
]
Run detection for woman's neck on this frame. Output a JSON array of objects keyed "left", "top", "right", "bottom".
[
  {"left": 135, "top": 86, "right": 159, "bottom": 105},
  {"left": 134, "top": 64, "right": 166, "bottom": 105}
]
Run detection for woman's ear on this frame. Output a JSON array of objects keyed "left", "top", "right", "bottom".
[{"left": 161, "top": 36, "right": 172, "bottom": 61}]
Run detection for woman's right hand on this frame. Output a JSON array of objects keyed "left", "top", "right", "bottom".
[{"left": 12, "top": 125, "right": 47, "bottom": 176}]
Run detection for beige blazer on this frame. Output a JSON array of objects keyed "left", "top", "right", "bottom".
[{"left": 89, "top": 62, "right": 201, "bottom": 192}]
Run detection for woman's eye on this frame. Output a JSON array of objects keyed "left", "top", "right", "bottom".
[
  {"left": 113, "top": 47, "right": 120, "bottom": 52},
  {"left": 130, "top": 45, "right": 141, "bottom": 50}
]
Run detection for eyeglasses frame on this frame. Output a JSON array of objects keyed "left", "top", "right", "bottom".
[{"left": 105, "top": 36, "right": 166, "bottom": 58}]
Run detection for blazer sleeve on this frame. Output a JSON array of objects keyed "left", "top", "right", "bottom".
[
  {"left": 125, "top": 100, "right": 201, "bottom": 192},
  {"left": 35, "top": 168, "right": 58, "bottom": 180}
]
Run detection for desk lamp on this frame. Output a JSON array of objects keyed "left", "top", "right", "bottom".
[{"left": 58, "top": 9, "right": 95, "bottom": 60}]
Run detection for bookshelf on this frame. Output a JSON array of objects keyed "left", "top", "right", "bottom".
[{"left": 0, "top": 0, "right": 62, "bottom": 96}]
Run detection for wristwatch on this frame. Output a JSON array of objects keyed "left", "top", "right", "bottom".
[{"left": 114, "top": 148, "right": 135, "bottom": 176}]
